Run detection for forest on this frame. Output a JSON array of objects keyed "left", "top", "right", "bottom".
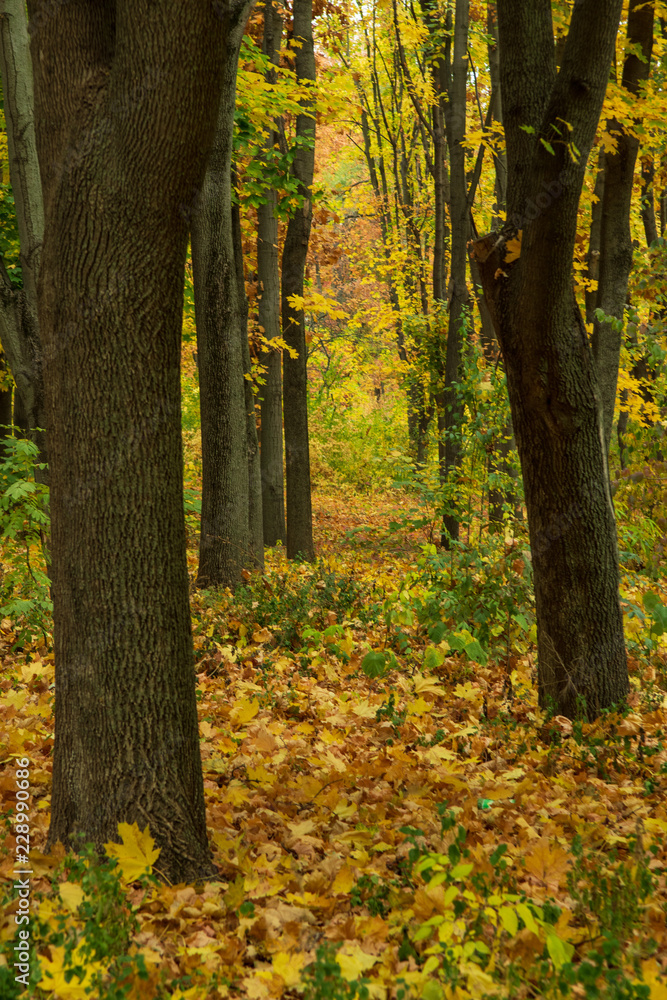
[{"left": 1, "top": 0, "right": 667, "bottom": 997}]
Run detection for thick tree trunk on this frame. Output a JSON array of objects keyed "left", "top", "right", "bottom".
[
  {"left": 592, "top": 0, "right": 654, "bottom": 457},
  {"left": 472, "top": 0, "right": 628, "bottom": 721},
  {"left": 191, "top": 0, "right": 256, "bottom": 588},
  {"left": 30, "top": 0, "right": 225, "bottom": 882},
  {"left": 0, "top": 0, "right": 46, "bottom": 470},
  {"left": 258, "top": 1, "right": 286, "bottom": 547},
  {"left": 441, "top": 0, "right": 469, "bottom": 547},
  {"left": 232, "top": 175, "right": 264, "bottom": 570},
  {"left": 282, "top": 0, "right": 315, "bottom": 561}
]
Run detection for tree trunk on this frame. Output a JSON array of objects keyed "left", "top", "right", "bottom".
[
  {"left": 258, "top": 0, "right": 286, "bottom": 547},
  {"left": 585, "top": 149, "right": 606, "bottom": 326},
  {"left": 30, "top": 0, "right": 226, "bottom": 883},
  {"left": 592, "top": 0, "right": 654, "bottom": 458},
  {"left": 0, "top": 0, "right": 46, "bottom": 470},
  {"left": 232, "top": 172, "right": 264, "bottom": 570},
  {"left": 482, "top": 1, "right": 515, "bottom": 528},
  {"left": 0, "top": 352, "right": 13, "bottom": 454},
  {"left": 282, "top": 0, "right": 316, "bottom": 561},
  {"left": 441, "top": 0, "right": 469, "bottom": 547},
  {"left": 472, "top": 0, "right": 628, "bottom": 721},
  {"left": 191, "top": 0, "right": 256, "bottom": 589},
  {"left": 640, "top": 156, "right": 658, "bottom": 248}
]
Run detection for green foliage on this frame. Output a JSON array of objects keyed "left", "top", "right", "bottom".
[
  {"left": 0, "top": 843, "right": 151, "bottom": 1000},
  {"left": 235, "top": 36, "right": 315, "bottom": 217},
  {"left": 0, "top": 433, "right": 51, "bottom": 645},
  {"left": 226, "top": 563, "right": 375, "bottom": 650},
  {"left": 301, "top": 943, "right": 369, "bottom": 1000}
]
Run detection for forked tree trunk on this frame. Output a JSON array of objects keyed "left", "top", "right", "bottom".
[
  {"left": 259, "top": 0, "right": 286, "bottom": 547},
  {"left": 30, "top": 0, "right": 226, "bottom": 882},
  {"left": 282, "top": 0, "right": 316, "bottom": 561},
  {"left": 472, "top": 0, "right": 628, "bottom": 721},
  {"left": 191, "top": 0, "right": 256, "bottom": 588}
]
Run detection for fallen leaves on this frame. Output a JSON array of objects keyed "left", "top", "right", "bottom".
[{"left": 2, "top": 490, "right": 667, "bottom": 998}]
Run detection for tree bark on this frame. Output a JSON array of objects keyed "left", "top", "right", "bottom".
[
  {"left": 258, "top": 0, "right": 286, "bottom": 547},
  {"left": 233, "top": 172, "right": 264, "bottom": 570},
  {"left": 191, "top": 0, "right": 256, "bottom": 589},
  {"left": 282, "top": 0, "right": 316, "bottom": 561},
  {"left": 0, "top": 0, "right": 46, "bottom": 469},
  {"left": 592, "top": 0, "right": 654, "bottom": 458},
  {"left": 472, "top": 0, "right": 628, "bottom": 720},
  {"left": 441, "top": 0, "right": 469, "bottom": 547},
  {"left": 30, "top": 0, "right": 226, "bottom": 882}
]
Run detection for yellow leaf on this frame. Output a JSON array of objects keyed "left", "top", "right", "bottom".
[
  {"left": 498, "top": 905, "right": 518, "bottom": 935},
  {"left": 523, "top": 838, "right": 570, "bottom": 891},
  {"left": 337, "top": 943, "right": 380, "bottom": 981},
  {"left": 272, "top": 951, "right": 307, "bottom": 987},
  {"left": 38, "top": 945, "right": 105, "bottom": 1000},
  {"left": 224, "top": 874, "right": 245, "bottom": 911},
  {"left": 331, "top": 865, "right": 356, "bottom": 894},
  {"left": 230, "top": 697, "right": 260, "bottom": 726},
  {"left": 641, "top": 959, "right": 667, "bottom": 1000},
  {"left": 287, "top": 819, "right": 317, "bottom": 838},
  {"left": 104, "top": 822, "right": 160, "bottom": 881},
  {"left": 406, "top": 697, "right": 429, "bottom": 717},
  {"left": 59, "top": 882, "right": 84, "bottom": 913},
  {"left": 505, "top": 231, "right": 522, "bottom": 263}
]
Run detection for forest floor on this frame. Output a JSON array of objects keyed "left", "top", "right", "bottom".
[{"left": 2, "top": 485, "right": 667, "bottom": 999}]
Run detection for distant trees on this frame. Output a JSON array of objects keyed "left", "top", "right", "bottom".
[{"left": 0, "top": 0, "right": 46, "bottom": 471}]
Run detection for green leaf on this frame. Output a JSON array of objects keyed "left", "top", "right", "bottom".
[
  {"left": 545, "top": 931, "right": 574, "bottom": 969},
  {"left": 540, "top": 138, "right": 555, "bottom": 155},
  {"left": 361, "top": 650, "right": 387, "bottom": 679}
]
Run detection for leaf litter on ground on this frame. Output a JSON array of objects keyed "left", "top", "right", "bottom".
[{"left": 1, "top": 487, "right": 667, "bottom": 999}]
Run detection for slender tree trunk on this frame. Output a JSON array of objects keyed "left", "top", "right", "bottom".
[
  {"left": 585, "top": 149, "right": 606, "bottom": 326},
  {"left": 232, "top": 173, "right": 264, "bottom": 569},
  {"left": 592, "top": 0, "right": 654, "bottom": 458},
  {"left": 483, "top": 1, "right": 514, "bottom": 527},
  {"left": 282, "top": 0, "right": 315, "bottom": 561},
  {"left": 0, "top": 0, "right": 46, "bottom": 471},
  {"left": 473, "top": 0, "right": 628, "bottom": 721},
  {"left": 441, "top": 0, "right": 469, "bottom": 547},
  {"left": 30, "top": 0, "right": 226, "bottom": 882},
  {"left": 258, "top": 0, "right": 286, "bottom": 546},
  {"left": 191, "top": 0, "right": 255, "bottom": 588},
  {"left": 0, "top": 353, "right": 12, "bottom": 454},
  {"left": 640, "top": 156, "right": 658, "bottom": 248}
]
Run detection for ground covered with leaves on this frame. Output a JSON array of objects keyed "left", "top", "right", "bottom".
[{"left": 1, "top": 486, "right": 667, "bottom": 1000}]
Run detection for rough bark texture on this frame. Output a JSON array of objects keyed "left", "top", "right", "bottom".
[
  {"left": 592, "top": 0, "right": 654, "bottom": 457},
  {"left": 472, "top": 0, "right": 628, "bottom": 720},
  {"left": 29, "top": 0, "right": 225, "bottom": 882},
  {"left": 281, "top": 0, "right": 315, "bottom": 561},
  {"left": 441, "top": 0, "right": 469, "bottom": 546},
  {"left": 0, "top": 0, "right": 46, "bottom": 467},
  {"left": 191, "top": 0, "right": 255, "bottom": 588},
  {"left": 232, "top": 176, "right": 264, "bottom": 570},
  {"left": 258, "top": 0, "right": 286, "bottom": 547}
]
